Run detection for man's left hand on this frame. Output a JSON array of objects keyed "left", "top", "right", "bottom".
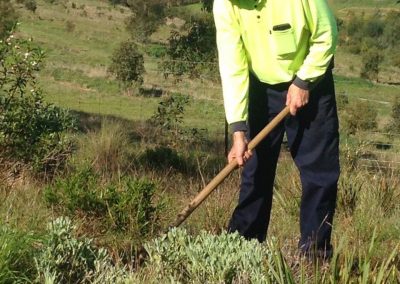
[{"left": 286, "top": 84, "right": 310, "bottom": 115}]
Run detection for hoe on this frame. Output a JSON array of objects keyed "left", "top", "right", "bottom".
[
  {"left": 137, "top": 106, "right": 290, "bottom": 262},
  {"left": 171, "top": 106, "right": 290, "bottom": 227}
]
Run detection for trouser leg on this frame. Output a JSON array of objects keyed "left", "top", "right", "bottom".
[
  {"left": 285, "top": 71, "right": 340, "bottom": 255},
  {"left": 227, "top": 75, "right": 287, "bottom": 242}
]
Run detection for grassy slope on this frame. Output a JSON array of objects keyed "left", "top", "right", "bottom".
[
  {"left": 16, "top": 0, "right": 399, "bottom": 130},
  {"left": 16, "top": 0, "right": 225, "bottom": 132},
  {"left": 1, "top": 1, "right": 399, "bottom": 281}
]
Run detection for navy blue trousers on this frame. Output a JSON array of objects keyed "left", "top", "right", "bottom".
[{"left": 228, "top": 70, "right": 340, "bottom": 254}]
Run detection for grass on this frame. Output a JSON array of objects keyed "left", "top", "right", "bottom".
[
  {"left": 333, "top": 0, "right": 398, "bottom": 10},
  {"left": 14, "top": 0, "right": 399, "bottom": 133},
  {"left": 1, "top": 0, "right": 399, "bottom": 282}
]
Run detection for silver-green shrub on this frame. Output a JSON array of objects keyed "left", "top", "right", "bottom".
[
  {"left": 144, "top": 228, "right": 276, "bottom": 283},
  {"left": 35, "top": 217, "right": 128, "bottom": 284}
]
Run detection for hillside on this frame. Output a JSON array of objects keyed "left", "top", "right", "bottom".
[
  {"left": 0, "top": 0, "right": 399, "bottom": 282},
  {"left": 15, "top": 0, "right": 400, "bottom": 125}
]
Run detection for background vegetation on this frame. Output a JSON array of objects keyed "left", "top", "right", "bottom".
[{"left": 0, "top": 0, "right": 399, "bottom": 283}]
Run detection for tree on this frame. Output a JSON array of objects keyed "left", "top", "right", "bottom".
[
  {"left": 162, "top": 18, "right": 218, "bottom": 79},
  {"left": 108, "top": 40, "right": 145, "bottom": 89},
  {"left": 125, "top": 0, "right": 166, "bottom": 42}
]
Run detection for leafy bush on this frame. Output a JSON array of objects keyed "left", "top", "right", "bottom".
[
  {"left": 363, "top": 13, "right": 384, "bottom": 38},
  {"left": 35, "top": 217, "right": 128, "bottom": 283},
  {"left": 0, "top": 34, "right": 76, "bottom": 174},
  {"left": 386, "top": 96, "right": 400, "bottom": 135},
  {"left": 360, "top": 46, "right": 384, "bottom": 82},
  {"left": 148, "top": 93, "right": 207, "bottom": 148},
  {"left": 144, "top": 228, "right": 277, "bottom": 283},
  {"left": 45, "top": 170, "right": 160, "bottom": 235},
  {"left": 108, "top": 40, "right": 144, "bottom": 89},
  {"left": 0, "top": 0, "right": 18, "bottom": 40},
  {"left": 161, "top": 18, "right": 218, "bottom": 79},
  {"left": 340, "top": 99, "right": 378, "bottom": 135},
  {"left": 24, "top": 0, "right": 37, "bottom": 12},
  {"left": 150, "top": 93, "right": 189, "bottom": 131},
  {"left": 0, "top": 226, "right": 36, "bottom": 283}
]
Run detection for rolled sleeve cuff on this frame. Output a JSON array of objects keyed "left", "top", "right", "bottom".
[
  {"left": 230, "top": 121, "right": 248, "bottom": 133},
  {"left": 293, "top": 76, "right": 310, "bottom": 90}
]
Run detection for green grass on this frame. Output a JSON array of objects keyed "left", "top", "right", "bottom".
[
  {"left": 15, "top": 0, "right": 400, "bottom": 133},
  {"left": 333, "top": 0, "right": 398, "bottom": 10},
  {"left": 2, "top": 0, "right": 399, "bottom": 282}
]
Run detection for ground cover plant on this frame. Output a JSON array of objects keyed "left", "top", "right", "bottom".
[{"left": 0, "top": 0, "right": 399, "bottom": 283}]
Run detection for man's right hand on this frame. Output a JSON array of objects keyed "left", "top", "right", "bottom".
[{"left": 228, "top": 131, "right": 252, "bottom": 166}]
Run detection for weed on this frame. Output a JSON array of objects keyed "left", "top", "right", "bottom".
[{"left": 0, "top": 225, "right": 37, "bottom": 283}]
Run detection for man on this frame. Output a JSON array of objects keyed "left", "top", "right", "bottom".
[{"left": 213, "top": 0, "right": 340, "bottom": 259}]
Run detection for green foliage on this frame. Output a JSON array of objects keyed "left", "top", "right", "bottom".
[
  {"left": 386, "top": 96, "right": 400, "bottom": 135},
  {"left": 24, "top": 0, "right": 37, "bottom": 12},
  {"left": 339, "top": 10, "right": 400, "bottom": 76},
  {"left": 35, "top": 217, "right": 128, "bottom": 283},
  {"left": 45, "top": 170, "right": 160, "bottom": 235},
  {"left": 360, "top": 46, "right": 384, "bottom": 81},
  {"left": 145, "top": 43, "right": 167, "bottom": 58},
  {"left": 151, "top": 93, "right": 189, "bottom": 131},
  {"left": 140, "top": 146, "right": 187, "bottom": 171},
  {"left": 126, "top": 0, "right": 166, "bottom": 42},
  {"left": 144, "top": 228, "right": 276, "bottom": 283},
  {"left": 383, "top": 11, "right": 400, "bottom": 47},
  {"left": 363, "top": 13, "right": 384, "bottom": 38},
  {"left": 0, "top": 226, "right": 36, "bottom": 283},
  {"left": 108, "top": 40, "right": 145, "bottom": 89},
  {"left": 340, "top": 99, "right": 378, "bottom": 135},
  {"left": 0, "top": 0, "right": 18, "bottom": 40},
  {"left": 0, "top": 34, "right": 76, "bottom": 173},
  {"left": 200, "top": 0, "right": 213, "bottom": 12},
  {"left": 149, "top": 93, "right": 206, "bottom": 147},
  {"left": 161, "top": 18, "right": 218, "bottom": 79}
]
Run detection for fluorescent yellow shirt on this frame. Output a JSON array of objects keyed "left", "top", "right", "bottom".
[{"left": 213, "top": 0, "right": 338, "bottom": 126}]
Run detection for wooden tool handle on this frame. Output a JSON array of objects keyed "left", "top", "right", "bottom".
[{"left": 170, "top": 106, "right": 290, "bottom": 228}]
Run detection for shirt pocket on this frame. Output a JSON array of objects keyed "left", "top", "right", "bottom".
[{"left": 270, "top": 24, "right": 297, "bottom": 57}]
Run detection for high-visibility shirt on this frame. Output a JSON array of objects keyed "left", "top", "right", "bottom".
[{"left": 213, "top": 0, "right": 338, "bottom": 129}]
